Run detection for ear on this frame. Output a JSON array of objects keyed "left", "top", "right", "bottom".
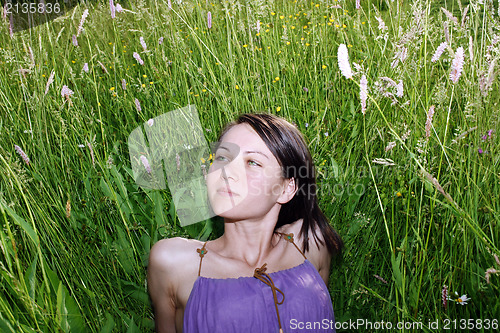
[{"left": 277, "top": 178, "right": 297, "bottom": 204}]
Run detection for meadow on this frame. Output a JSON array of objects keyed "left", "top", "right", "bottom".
[{"left": 0, "top": 0, "right": 499, "bottom": 332}]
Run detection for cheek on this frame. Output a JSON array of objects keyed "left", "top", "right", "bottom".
[{"left": 246, "top": 171, "right": 284, "bottom": 197}]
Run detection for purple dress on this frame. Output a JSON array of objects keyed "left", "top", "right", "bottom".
[{"left": 183, "top": 233, "right": 336, "bottom": 333}]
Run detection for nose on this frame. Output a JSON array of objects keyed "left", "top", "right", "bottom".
[{"left": 220, "top": 156, "right": 243, "bottom": 181}]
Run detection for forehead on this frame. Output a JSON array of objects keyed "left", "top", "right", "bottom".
[{"left": 219, "top": 123, "right": 275, "bottom": 158}]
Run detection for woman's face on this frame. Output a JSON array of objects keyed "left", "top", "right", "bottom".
[{"left": 206, "top": 123, "right": 293, "bottom": 220}]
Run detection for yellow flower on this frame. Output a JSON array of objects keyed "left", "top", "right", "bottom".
[
  {"left": 108, "top": 42, "right": 112, "bottom": 45},
  {"left": 343, "top": 24, "right": 347, "bottom": 28},
  {"left": 243, "top": 44, "right": 248, "bottom": 48},
  {"left": 305, "top": 43, "right": 310, "bottom": 46},
  {"left": 150, "top": 82, "right": 153, "bottom": 85},
  {"left": 235, "top": 85, "right": 239, "bottom": 90},
  {"left": 396, "top": 192, "right": 402, "bottom": 197},
  {"left": 265, "top": 29, "right": 270, "bottom": 32},
  {"left": 72, "top": 60, "right": 76, "bottom": 63},
  {"left": 143, "top": 74, "right": 147, "bottom": 78},
  {"left": 256, "top": 32, "right": 260, "bottom": 36},
  {"left": 110, "top": 87, "right": 115, "bottom": 91},
  {"left": 201, "top": 157, "right": 206, "bottom": 163},
  {"left": 202, "top": 89, "right": 207, "bottom": 92},
  {"left": 271, "top": 12, "right": 276, "bottom": 16},
  {"left": 280, "top": 15, "right": 284, "bottom": 19},
  {"left": 315, "top": 4, "right": 319, "bottom": 7},
  {"left": 291, "top": 26, "right": 295, "bottom": 29},
  {"left": 286, "top": 41, "right": 290, "bottom": 45},
  {"left": 42, "top": 74, "right": 46, "bottom": 77},
  {"left": 303, "top": 25, "right": 308, "bottom": 29},
  {"left": 142, "top": 83, "right": 146, "bottom": 88},
  {"left": 276, "top": 106, "right": 281, "bottom": 111},
  {"left": 322, "top": 65, "right": 327, "bottom": 69},
  {"left": 348, "top": 44, "right": 353, "bottom": 48},
  {"left": 335, "top": 24, "right": 340, "bottom": 28},
  {"left": 112, "top": 93, "right": 117, "bottom": 97}
]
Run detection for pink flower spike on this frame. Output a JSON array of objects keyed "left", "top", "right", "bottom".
[
  {"left": 478, "top": 148, "right": 483, "bottom": 154},
  {"left": 133, "top": 52, "right": 144, "bottom": 65},
  {"left": 360, "top": 74, "right": 368, "bottom": 115},
  {"left": 450, "top": 46, "right": 464, "bottom": 84},
  {"left": 337, "top": 44, "right": 352, "bottom": 79},
  {"left": 207, "top": 11, "right": 212, "bottom": 29},
  {"left": 168, "top": 0, "right": 172, "bottom": 9},
  {"left": 431, "top": 42, "right": 447, "bottom": 62},
  {"left": 115, "top": 3, "right": 123, "bottom": 12},
  {"left": 140, "top": 155, "right": 151, "bottom": 174},
  {"left": 356, "top": 0, "right": 361, "bottom": 10},
  {"left": 425, "top": 105, "right": 435, "bottom": 138},
  {"left": 61, "top": 85, "right": 74, "bottom": 98},
  {"left": 77, "top": 9, "right": 89, "bottom": 37},
  {"left": 83, "top": 63, "right": 89, "bottom": 73},
  {"left": 159, "top": 37, "right": 164, "bottom": 45},
  {"left": 110, "top": 0, "right": 115, "bottom": 19},
  {"left": 121, "top": 79, "right": 126, "bottom": 90},
  {"left": 72, "top": 35, "right": 78, "bottom": 47},
  {"left": 135, "top": 98, "right": 141, "bottom": 112},
  {"left": 442, "top": 285, "right": 448, "bottom": 309},
  {"left": 140, "top": 37, "right": 147, "bottom": 51},
  {"left": 14, "top": 145, "right": 30, "bottom": 165}
]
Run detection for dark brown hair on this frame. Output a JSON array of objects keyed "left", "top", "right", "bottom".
[{"left": 217, "top": 113, "right": 343, "bottom": 256}]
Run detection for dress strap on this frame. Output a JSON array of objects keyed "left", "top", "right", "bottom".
[
  {"left": 276, "top": 232, "right": 307, "bottom": 260},
  {"left": 196, "top": 241, "right": 208, "bottom": 277},
  {"left": 253, "top": 263, "right": 285, "bottom": 333}
]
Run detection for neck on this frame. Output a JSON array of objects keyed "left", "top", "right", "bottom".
[{"left": 218, "top": 207, "right": 282, "bottom": 268}]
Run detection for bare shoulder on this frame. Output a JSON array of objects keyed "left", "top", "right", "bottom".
[
  {"left": 277, "top": 219, "right": 331, "bottom": 284},
  {"left": 148, "top": 237, "right": 202, "bottom": 280}
]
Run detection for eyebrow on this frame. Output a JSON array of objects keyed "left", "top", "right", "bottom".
[{"left": 217, "top": 146, "right": 269, "bottom": 160}]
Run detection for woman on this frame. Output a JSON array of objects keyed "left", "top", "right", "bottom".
[{"left": 148, "top": 113, "right": 343, "bottom": 332}]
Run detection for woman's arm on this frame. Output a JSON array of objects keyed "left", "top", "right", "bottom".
[{"left": 148, "top": 239, "right": 179, "bottom": 333}]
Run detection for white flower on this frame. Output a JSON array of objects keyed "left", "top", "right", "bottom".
[
  {"left": 82, "top": 63, "right": 89, "bottom": 73},
  {"left": 448, "top": 292, "right": 470, "bottom": 305},
  {"left": 360, "top": 74, "right": 368, "bottom": 114},
  {"left": 431, "top": 42, "right": 447, "bottom": 62},
  {"left": 147, "top": 118, "right": 154, "bottom": 126},
  {"left": 337, "top": 44, "right": 352, "bottom": 79},
  {"left": 450, "top": 46, "right": 464, "bottom": 84}
]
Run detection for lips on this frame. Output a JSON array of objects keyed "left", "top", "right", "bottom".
[{"left": 217, "top": 187, "right": 238, "bottom": 196}]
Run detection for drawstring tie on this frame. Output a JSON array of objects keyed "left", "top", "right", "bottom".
[{"left": 254, "top": 263, "right": 285, "bottom": 333}]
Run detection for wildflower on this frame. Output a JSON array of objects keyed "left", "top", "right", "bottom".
[
  {"left": 305, "top": 123, "right": 309, "bottom": 128},
  {"left": 168, "top": 0, "right": 172, "bottom": 9},
  {"left": 442, "top": 285, "right": 448, "bottom": 309},
  {"left": 485, "top": 268, "right": 500, "bottom": 284},
  {"left": 61, "top": 85, "right": 74, "bottom": 99},
  {"left": 77, "top": 9, "right": 89, "bottom": 37},
  {"left": 276, "top": 106, "right": 281, "bottom": 112},
  {"left": 360, "top": 74, "right": 368, "bottom": 115},
  {"left": 82, "top": 63, "right": 89, "bottom": 73},
  {"left": 448, "top": 292, "right": 470, "bottom": 305},
  {"left": 235, "top": 85, "right": 239, "bottom": 90},
  {"left": 375, "top": 16, "right": 387, "bottom": 31},
  {"left": 72, "top": 35, "right": 78, "bottom": 47},
  {"left": 133, "top": 52, "right": 144, "bottom": 65},
  {"left": 14, "top": 145, "right": 30, "bottom": 165},
  {"left": 450, "top": 47, "right": 464, "bottom": 84},
  {"left": 115, "top": 3, "right": 123, "bottom": 12},
  {"left": 478, "top": 148, "right": 483, "bottom": 154},
  {"left": 140, "top": 37, "right": 147, "bottom": 51},
  {"left": 110, "top": 0, "right": 115, "bottom": 19},
  {"left": 147, "top": 118, "right": 154, "bottom": 126},
  {"left": 207, "top": 11, "right": 212, "bottom": 29},
  {"left": 121, "top": 79, "right": 126, "bottom": 90},
  {"left": 441, "top": 7, "right": 458, "bottom": 24},
  {"left": 135, "top": 98, "right": 141, "bottom": 112},
  {"left": 140, "top": 155, "right": 151, "bottom": 174},
  {"left": 303, "top": 87, "right": 309, "bottom": 92},
  {"left": 396, "top": 80, "right": 403, "bottom": 98},
  {"left": 45, "top": 70, "right": 55, "bottom": 95},
  {"left": 385, "top": 141, "right": 396, "bottom": 152},
  {"left": 443, "top": 21, "right": 450, "bottom": 45},
  {"left": 256, "top": 20, "right": 261, "bottom": 33},
  {"left": 337, "top": 44, "right": 352, "bottom": 79},
  {"left": 324, "top": 132, "right": 329, "bottom": 137},
  {"left": 396, "top": 192, "right": 402, "bottom": 197},
  {"left": 431, "top": 42, "right": 447, "bottom": 62},
  {"left": 87, "top": 141, "right": 95, "bottom": 166},
  {"left": 159, "top": 37, "right": 164, "bottom": 45},
  {"left": 425, "top": 105, "right": 435, "bottom": 138},
  {"left": 356, "top": 0, "right": 361, "bottom": 10}
]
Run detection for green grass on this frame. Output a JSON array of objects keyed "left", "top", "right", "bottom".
[{"left": 0, "top": 0, "right": 499, "bottom": 332}]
